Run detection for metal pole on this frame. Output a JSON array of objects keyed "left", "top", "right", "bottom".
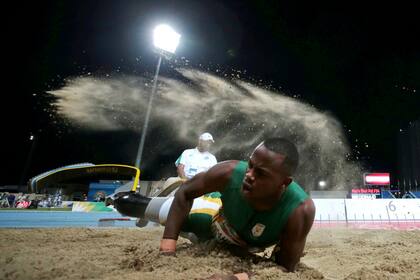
[
  {"left": 20, "top": 135, "right": 38, "bottom": 189},
  {"left": 135, "top": 54, "right": 162, "bottom": 168}
]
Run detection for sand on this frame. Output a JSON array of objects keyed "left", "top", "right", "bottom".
[{"left": 1, "top": 227, "right": 420, "bottom": 280}]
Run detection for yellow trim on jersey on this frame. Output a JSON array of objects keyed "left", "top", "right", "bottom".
[
  {"left": 201, "top": 196, "right": 222, "bottom": 205},
  {"left": 190, "top": 208, "right": 219, "bottom": 216}
]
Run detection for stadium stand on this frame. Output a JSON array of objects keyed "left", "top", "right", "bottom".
[{"left": 381, "top": 190, "right": 396, "bottom": 198}]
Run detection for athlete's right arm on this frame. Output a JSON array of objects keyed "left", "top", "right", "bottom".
[{"left": 160, "top": 160, "right": 238, "bottom": 254}]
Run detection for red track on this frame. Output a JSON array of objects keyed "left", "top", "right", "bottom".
[{"left": 313, "top": 221, "right": 420, "bottom": 230}]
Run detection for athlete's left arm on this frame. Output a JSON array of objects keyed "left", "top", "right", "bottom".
[{"left": 272, "top": 198, "right": 316, "bottom": 272}]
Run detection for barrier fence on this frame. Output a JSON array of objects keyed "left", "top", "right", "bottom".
[{"left": 312, "top": 199, "right": 420, "bottom": 230}]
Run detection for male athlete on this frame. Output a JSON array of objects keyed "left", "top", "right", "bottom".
[{"left": 114, "top": 138, "right": 315, "bottom": 279}]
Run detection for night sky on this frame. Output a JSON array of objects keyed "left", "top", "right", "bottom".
[{"left": 3, "top": 0, "right": 419, "bottom": 185}]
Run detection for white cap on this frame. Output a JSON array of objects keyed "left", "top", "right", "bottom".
[{"left": 199, "top": 132, "right": 214, "bottom": 143}]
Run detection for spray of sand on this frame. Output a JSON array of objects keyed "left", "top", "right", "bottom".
[{"left": 50, "top": 68, "right": 362, "bottom": 190}]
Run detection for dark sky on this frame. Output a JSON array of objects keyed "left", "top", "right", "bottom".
[{"left": 3, "top": 0, "right": 419, "bottom": 185}]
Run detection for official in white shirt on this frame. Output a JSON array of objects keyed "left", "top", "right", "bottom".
[{"left": 175, "top": 133, "right": 217, "bottom": 179}]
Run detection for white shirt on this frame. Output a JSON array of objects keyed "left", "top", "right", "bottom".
[{"left": 175, "top": 148, "right": 217, "bottom": 179}]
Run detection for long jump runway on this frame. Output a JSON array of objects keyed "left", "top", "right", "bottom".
[{"left": 0, "top": 211, "right": 136, "bottom": 228}]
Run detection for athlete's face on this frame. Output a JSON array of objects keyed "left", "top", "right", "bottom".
[{"left": 242, "top": 144, "right": 290, "bottom": 201}]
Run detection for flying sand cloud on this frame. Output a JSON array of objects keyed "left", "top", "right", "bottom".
[{"left": 50, "top": 68, "right": 363, "bottom": 190}]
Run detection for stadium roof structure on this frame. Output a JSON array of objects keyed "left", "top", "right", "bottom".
[{"left": 28, "top": 163, "right": 140, "bottom": 193}]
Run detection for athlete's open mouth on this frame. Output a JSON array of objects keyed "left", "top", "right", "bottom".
[{"left": 242, "top": 181, "right": 252, "bottom": 192}]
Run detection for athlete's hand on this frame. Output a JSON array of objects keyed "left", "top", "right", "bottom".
[{"left": 159, "top": 238, "right": 176, "bottom": 256}]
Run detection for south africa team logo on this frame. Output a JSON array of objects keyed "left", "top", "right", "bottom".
[{"left": 251, "top": 223, "right": 266, "bottom": 237}]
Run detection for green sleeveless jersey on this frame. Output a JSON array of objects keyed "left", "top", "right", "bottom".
[{"left": 220, "top": 161, "right": 309, "bottom": 247}]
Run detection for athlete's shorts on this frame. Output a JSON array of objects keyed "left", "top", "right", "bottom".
[{"left": 181, "top": 192, "right": 222, "bottom": 240}]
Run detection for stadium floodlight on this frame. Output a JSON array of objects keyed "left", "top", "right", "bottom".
[
  {"left": 135, "top": 24, "right": 181, "bottom": 169},
  {"left": 153, "top": 24, "right": 181, "bottom": 54},
  {"left": 318, "top": 181, "right": 327, "bottom": 188}
]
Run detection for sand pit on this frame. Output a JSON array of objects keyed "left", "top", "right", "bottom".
[{"left": 1, "top": 227, "right": 420, "bottom": 280}]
